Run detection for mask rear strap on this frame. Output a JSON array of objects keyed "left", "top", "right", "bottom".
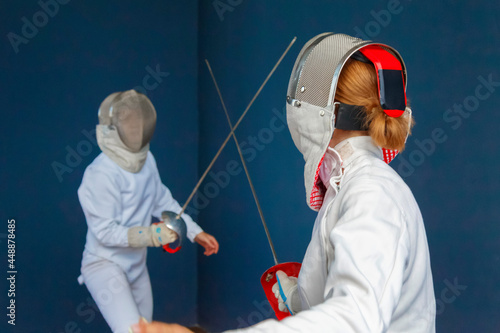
[{"left": 358, "top": 45, "right": 406, "bottom": 118}]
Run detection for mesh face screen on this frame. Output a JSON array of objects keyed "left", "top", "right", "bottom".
[
  {"left": 287, "top": 33, "right": 333, "bottom": 100},
  {"left": 98, "top": 90, "right": 157, "bottom": 152},
  {"left": 295, "top": 34, "right": 364, "bottom": 108}
]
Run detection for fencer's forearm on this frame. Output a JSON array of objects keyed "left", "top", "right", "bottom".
[
  {"left": 79, "top": 182, "right": 130, "bottom": 247},
  {"left": 89, "top": 218, "right": 130, "bottom": 247},
  {"left": 180, "top": 213, "right": 203, "bottom": 242},
  {"left": 224, "top": 298, "right": 373, "bottom": 333}
]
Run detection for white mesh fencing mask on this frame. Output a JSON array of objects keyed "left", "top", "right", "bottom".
[
  {"left": 286, "top": 33, "right": 408, "bottom": 211},
  {"left": 96, "top": 90, "right": 157, "bottom": 172}
]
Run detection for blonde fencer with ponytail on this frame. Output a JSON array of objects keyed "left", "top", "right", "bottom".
[{"left": 335, "top": 58, "right": 414, "bottom": 152}]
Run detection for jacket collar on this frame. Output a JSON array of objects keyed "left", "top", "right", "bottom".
[{"left": 334, "top": 136, "right": 383, "bottom": 168}]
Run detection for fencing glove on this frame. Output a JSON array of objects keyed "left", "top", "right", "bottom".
[
  {"left": 272, "top": 270, "right": 301, "bottom": 314},
  {"left": 128, "top": 223, "right": 177, "bottom": 248}
]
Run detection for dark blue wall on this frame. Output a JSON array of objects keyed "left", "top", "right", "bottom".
[
  {"left": 1, "top": 0, "right": 500, "bottom": 332},
  {"left": 1, "top": 1, "right": 201, "bottom": 332},
  {"left": 197, "top": 0, "right": 500, "bottom": 332}
]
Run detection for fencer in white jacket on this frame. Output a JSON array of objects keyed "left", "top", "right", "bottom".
[
  {"left": 130, "top": 33, "right": 435, "bottom": 333},
  {"left": 132, "top": 137, "right": 436, "bottom": 333},
  {"left": 225, "top": 136, "right": 436, "bottom": 333},
  {"left": 225, "top": 34, "right": 436, "bottom": 333},
  {"left": 78, "top": 90, "right": 218, "bottom": 333}
]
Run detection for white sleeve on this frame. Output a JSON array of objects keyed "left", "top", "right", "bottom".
[
  {"left": 150, "top": 155, "right": 203, "bottom": 242},
  {"left": 78, "top": 166, "right": 130, "bottom": 247},
  {"left": 225, "top": 180, "right": 408, "bottom": 333}
]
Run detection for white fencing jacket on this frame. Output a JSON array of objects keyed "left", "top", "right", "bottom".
[
  {"left": 229, "top": 137, "right": 435, "bottom": 332},
  {"left": 77, "top": 151, "right": 203, "bottom": 283}
]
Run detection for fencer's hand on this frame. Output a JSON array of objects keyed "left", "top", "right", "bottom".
[
  {"left": 150, "top": 223, "right": 178, "bottom": 247},
  {"left": 194, "top": 232, "right": 219, "bottom": 256},
  {"left": 272, "top": 270, "right": 300, "bottom": 314},
  {"left": 131, "top": 320, "right": 192, "bottom": 333}
]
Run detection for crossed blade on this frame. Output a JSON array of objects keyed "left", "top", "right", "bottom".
[
  {"left": 205, "top": 59, "right": 279, "bottom": 266},
  {"left": 173, "top": 37, "right": 297, "bottom": 266}
]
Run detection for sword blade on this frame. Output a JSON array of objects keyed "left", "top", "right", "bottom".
[
  {"left": 176, "top": 37, "right": 297, "bottom": 220},
  {"left": 205, "top": 59, "right": 279, "bottom": 266}
]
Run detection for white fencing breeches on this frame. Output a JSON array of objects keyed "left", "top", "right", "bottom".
[{"left": 81, "top": 259, "right": 153, "bottom": 333}]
